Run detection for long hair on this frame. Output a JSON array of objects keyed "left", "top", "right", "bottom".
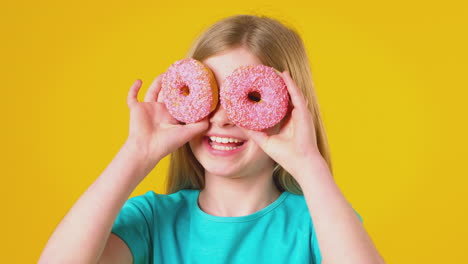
[{"left": 166, "top": 14, "right": 333, "bottom": 195}]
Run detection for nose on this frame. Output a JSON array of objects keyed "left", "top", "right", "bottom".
[{"left": 209, "top": 102, "right": 234, "bottom": 128}]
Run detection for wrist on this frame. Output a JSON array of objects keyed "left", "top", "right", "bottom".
[
  {"left": 121, "top": 140, "right": 161, "bottom": 173},
  {"left": 295, "top": 155, "right": 331, "bottom": 184}
]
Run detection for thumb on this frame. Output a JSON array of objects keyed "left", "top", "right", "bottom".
[
  {"left": 178, "top": 117, "right": 209, "bottom": 142},
  {"left": 245, "top": 129, "right": 269, "bottom": 148}
]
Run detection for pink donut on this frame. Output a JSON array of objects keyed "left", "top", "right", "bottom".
[
  {"left": 220, "top": 64, "right": 289, "bottom": 131},
  {"left": 161, "top": 58, "right": 218, "bottom": 123}
]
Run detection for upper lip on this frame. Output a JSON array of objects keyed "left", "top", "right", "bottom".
[{"left": 206, "top": 133, "right": 247, "bottom": 141}]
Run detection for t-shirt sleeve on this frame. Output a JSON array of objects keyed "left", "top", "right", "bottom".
[
  {"left": 311, "top": 207, "right": 363, "bottom": 264},
  {"left": 111, "top": 191, "right": 156, "bottom": 264}
]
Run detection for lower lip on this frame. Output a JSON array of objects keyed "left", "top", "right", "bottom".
[{"left": 203, "top": 136, "right": 247, "bottom": 157}]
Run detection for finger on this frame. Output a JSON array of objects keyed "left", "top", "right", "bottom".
[
  {"left": 177, "top": 117, "right": 209, "bottom": 142},
  {"left": 156, "top": 74, "right": 167, "bottom": 103},
  {"left": 157, "top": 86, "right": 165, "bottom": 103},
  {"left": 144, "top": 74, "right": 164, "bottom": 102},
  {"left": 281, "top": 71, "right": 308, "bottom": 110},
  {"left": 127, "top": 79, "right": 142, "bottom": 108},
  {"left": 279, "top": 108, "right": 294, "bottom": 131},
  {"left": 273, "top": 68, "right": 282, "bottom": 77},
  {"left": 155, "top": 103, "right": 179, "bottom": 124}
]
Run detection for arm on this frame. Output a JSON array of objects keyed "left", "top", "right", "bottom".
[
  {"left": 38, "top": 141, "right": 159, "bottom": 264},
  {"left": 296, "top": 158, "right": 385, "bottom": 264},
  {"left": 245, "top": 70, "right": 385, "bottom": 263},
  {"left": 38, "top": 75, "right": 208, "bottom": 263}
]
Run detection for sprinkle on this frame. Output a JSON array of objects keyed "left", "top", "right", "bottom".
[
  {"left": 220, "top": 64, "right": 289, "bottom": 131},
  {"left": 161, "top": 58, "right": 218, "bottom": 123}
]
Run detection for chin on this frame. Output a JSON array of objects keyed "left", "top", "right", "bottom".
[
  {"left": 196, "top": 156, "right": 244, "bottom": 177},
  {"left": 204, "top": 167, "right": 242, "bottom": 178}
]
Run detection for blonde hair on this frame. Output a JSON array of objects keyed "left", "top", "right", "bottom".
[{"left": 166, "top": 14, "right": 333, "bottom": 195}]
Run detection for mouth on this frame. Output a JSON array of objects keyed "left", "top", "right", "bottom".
[{"left": 203, "top": 136, "right": 247, "bottom": 155}]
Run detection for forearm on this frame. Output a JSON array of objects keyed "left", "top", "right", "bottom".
[
  {"left": 38, "top": 141, "right": 158, "bottom": 264},
  {"left": 296, "top": 158, "right": 385, "bottom": 264}
]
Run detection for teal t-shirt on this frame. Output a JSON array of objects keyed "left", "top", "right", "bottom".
[{"left": 111, "top": 189, "right": 363, "bottom": 264}]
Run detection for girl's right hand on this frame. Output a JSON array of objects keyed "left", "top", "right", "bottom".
[{"left": 125, "top": 74, "right": 209, "bottom": 167}]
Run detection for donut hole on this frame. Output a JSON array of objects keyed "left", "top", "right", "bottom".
[
  {"left": 247, "top": 91, "right": 262, "bottom": 103},
  {"left": 180, "top": 86, "right": 190, "bottom": 96}
]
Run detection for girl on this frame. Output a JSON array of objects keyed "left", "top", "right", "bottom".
[{"left": 39, "top": 14, "right": 384, "bottom": 264}]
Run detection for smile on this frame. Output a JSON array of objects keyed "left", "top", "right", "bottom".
[{"left": 203, "top": 136, "right": 247, "bottom": 156}]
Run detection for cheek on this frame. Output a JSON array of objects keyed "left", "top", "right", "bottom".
[
  {"left": 188, "top": 141, "right": 195, "bottom": 152},
  {"left": 245, "top": 138, "right": 271, "bottom": 160},
  {"left": 188, "top": 136, "right": 203, "bottom": 155},
  {"left": 271, "top": 123, "right": 282, "bottom": 133},
  {"left": 261, "top": 122, "right": 282, "bottom": 136}
]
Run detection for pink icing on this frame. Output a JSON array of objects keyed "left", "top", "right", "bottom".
[
  {"left": 220, "top": 64, "right": 289, "bottom": 131},
  {"left": 161, "top": 58, "right": 216, "bottom": 123}
]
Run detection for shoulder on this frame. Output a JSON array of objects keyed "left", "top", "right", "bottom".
[
  {"left": 152, "top": 188, "right": 196, "bottom": 208},
  {"left": 284, "top": 191, "right": 307, "bottom": 204},
  {"left": 283, "top": 192, "right": 309, "bottom": 214},
  {"left": 281, "top": 192, "right": 313, "bottom": 225},
  {"left": 125, "top": 189, "right": 196, "bottom": 214}
]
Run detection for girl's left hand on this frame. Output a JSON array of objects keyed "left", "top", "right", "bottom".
[{"left": 245, "top": 70, "right": 324, "bottom": 180}]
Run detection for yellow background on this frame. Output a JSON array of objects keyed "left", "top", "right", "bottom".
[{"left": 1, "top": 0, "right": 467, "bottom": 263}]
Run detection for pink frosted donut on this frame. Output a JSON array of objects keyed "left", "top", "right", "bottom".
[
  {"left": 220, "top": 64, "right": 289, "bottom": 131},
  {"left": 161, "top": 58, "right": 218, "bottom": 123}
]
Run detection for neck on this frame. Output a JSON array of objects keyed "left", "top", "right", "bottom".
[{"left": 198, "top": 166, "right": 282, "bottom": 217}]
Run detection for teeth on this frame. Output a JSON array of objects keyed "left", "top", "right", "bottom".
[
  {"left": 209, "top": 136, "right": 243, "bottom": 144},
  {"left": 211, "top": 144, "right": 241, "bottom": 151}
]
